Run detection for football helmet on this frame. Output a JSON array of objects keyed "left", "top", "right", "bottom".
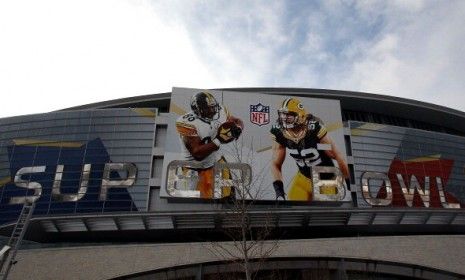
[
  {"left": 278, "top": 97, "right": 308, "bottom": 129},
  {"left": 190, "top": 91, "right": 221, "bottom": 121}
]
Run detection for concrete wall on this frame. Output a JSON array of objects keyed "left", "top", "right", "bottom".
[{"left": 8, "top": 235, "right": 465, "bottom": 279}]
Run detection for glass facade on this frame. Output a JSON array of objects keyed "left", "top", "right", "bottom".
[
  {"left": 0, "top": 109, "right": 155, "bottom": 225},
  {"left": 350, "top": 121, "right": 465, "bottom": 208}
]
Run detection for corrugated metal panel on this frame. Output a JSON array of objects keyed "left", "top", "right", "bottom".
[
  {"left": 451, "top": 214, "right": 465, "bottom": 225},
  {"left": 308, "top": 213, "right": 348, "bottom": 226},
  {"left": 425, "top": 213, "right": 453, "bottom": 225},
  {"left": 277, "top": 213, "right": 305, "bottom": 227},
  {"left": 250, "top": 213, "right": 277, "bottom": 228},
  {"left": 117, "top": 217, "right": 145, "bottom": 230},
  {"left": 40, "top": 220, "right": 59, "bottom": 232},
  {"left": 175, "top": 215, "right": 215, "bottom": 229},
  {"left": 347, "top": 212, "right": 372, "bottom": 225},
  {"left": 145, "top": 216, "right": 173, "bottom": 229},
  {"left": 55, "top": 219, "right": 88, "bottom": 232},
  {"left": 371, "top": 213, "right": 401, "bottom": 225},
  {"left": 85, "top": 218, "right": 118, "bottom": 231},
  {"left": 399, "top": 213, "right": 428, "bottom": 225}
]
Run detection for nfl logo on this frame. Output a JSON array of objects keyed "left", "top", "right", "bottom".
[{"left": 250, "top": 103, "right": 270, "bottom": 126}]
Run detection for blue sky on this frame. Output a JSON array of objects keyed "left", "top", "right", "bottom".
[{"left": 0, "top": 0, "right": 464, "bottom": 117}]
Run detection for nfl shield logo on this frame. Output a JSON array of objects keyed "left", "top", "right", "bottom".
[{"left": 250, "top": 103, "right": 270, "bottom": 126}]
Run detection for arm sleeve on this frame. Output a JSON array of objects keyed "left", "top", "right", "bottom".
[
  {"left": 270, "top": 125, "right": 286, "bottom": 145},
  {"left": 176, "top": 121, "right": 198, "bottom": 137},
  {"left": 310, "top": 116, "right": 327, "bottom": 140},
  {"left": 316, "top": 122, "right": 328, "bottom": 139}
]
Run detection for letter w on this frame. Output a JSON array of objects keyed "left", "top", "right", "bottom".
[{"left": 397, "top": 174, "right": 430, "bottom": 207}]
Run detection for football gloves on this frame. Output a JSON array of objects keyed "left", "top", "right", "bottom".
[
  {"left": 273, "top": 180, "right": 286, "bottom": 200},
  {"left": 216, "top": 121, "right": 242, "bottom": 143},
  {"left": 230, "top": 124, "right": 242, "bottom": 139}
]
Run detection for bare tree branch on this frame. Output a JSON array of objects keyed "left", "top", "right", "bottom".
[{"left": 206, "top": 138, "right": 281, "bottom": 280}]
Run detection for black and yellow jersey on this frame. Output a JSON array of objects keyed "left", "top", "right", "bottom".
[{"left": 270, "top": 116, "right": 334, "bottom": 178}]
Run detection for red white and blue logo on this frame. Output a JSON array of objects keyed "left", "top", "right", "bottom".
[{"left": 250, "top": 103, "right": 270, "bottom": 126}]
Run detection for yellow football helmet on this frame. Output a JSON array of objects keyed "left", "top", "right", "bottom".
[{"left": 278, "top": 97, "right": 308, "bottom": 129}]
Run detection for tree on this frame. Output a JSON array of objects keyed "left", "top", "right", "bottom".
[{"left": 208, "top": 138, "right": 281, "bottom": 280}]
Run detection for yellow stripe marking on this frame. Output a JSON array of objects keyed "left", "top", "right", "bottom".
[
  {"left": 257, "top": 146, "right": 272, "bottom": 153},
  {"left": 326, "top": 122, "right": 343, "bottom": 133},
  {"left": 317, "top": 126, "right": 328, "bottom": 139},
  {"left": 131, "top": 108, "right": 156, "bottom": 119},
  {"left": 405, "top": 154, "right": 441, "bottom": 162},
  {"left": 0, "top": 177, "right": 11, "bottom": 186},
  {"left": 351, "top": 123, "right": 386, "bottom": 136},
  {"left": 176, "top": 123, "right": 198, "bottom": 136},
  {"left": 13, "top": 139, "right": 85, "bottom": 148},
  {"left": 170, "top": 102, "right": 187, "bottom": 116}
]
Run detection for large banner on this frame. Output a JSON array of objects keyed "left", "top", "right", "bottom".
[
  {"left": 0, "top": 108, "right": 155, "bottom": 225},
  {"left": 161, "top": 87, "right": 350, "bottom": 202},
  {"left": 351, "top": 121, "right": 465, "bottom": 208}
]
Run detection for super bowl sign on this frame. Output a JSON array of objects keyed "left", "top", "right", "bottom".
[
  {"left": 0, "top": 108, "right": 155, "bottom": 225},
  {"left": 250, "top": 103, "right": 270, "bottom": 126},
  {"left": 0, "top": 138, "right": 139, "bottom": 225},
  {"left": 161, "top": 88, "right": 465, "bottom": 209}
]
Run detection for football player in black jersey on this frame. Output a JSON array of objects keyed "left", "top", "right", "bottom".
[{"left": 270, "top": 97, "right": 349, "bottom": 201}]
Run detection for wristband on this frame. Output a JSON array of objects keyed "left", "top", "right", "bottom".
[
  {"left": 212, "top": 138, "right": 221, "bottom": 147},
  {"left": 273, "top": 180, "right": 286, "bottom": 200}
]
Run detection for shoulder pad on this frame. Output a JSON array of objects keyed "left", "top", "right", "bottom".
[
  {"left": 270, "top": 122, "right": 282, "bottom": 132},
  {"left": 307, "top": 120, "right": 319, "bottom": 130},
  {"left": 270, "top": 123, "right": 285, "bottom": 140},
  {"left": 177, "top": 112, "right": 199, "bottom": 123},
  {"left": 176, "top": 120, "right": 198, "bottom": 137}
]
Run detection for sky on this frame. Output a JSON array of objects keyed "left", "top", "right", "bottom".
[{"left": 0, "top": 0, "right": 464, "bottom": 118}]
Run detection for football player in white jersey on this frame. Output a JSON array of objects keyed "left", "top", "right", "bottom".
[{"left": 176, "top": 91, "right": 243, "bottom": 198}]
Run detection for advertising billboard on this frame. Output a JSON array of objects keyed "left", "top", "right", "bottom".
[
  {"left": 161, "top": 87, "right": 350, "bottom": 203},
  {"left": 0, "top": 108, "right": 155, "bottom": 225},
  {"left": 351, "top": 121, "right": 465, "bottom": 208}
]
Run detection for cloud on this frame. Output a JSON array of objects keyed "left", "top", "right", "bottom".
[
  {"left": 150, "top": 0, "right": 299, "bottom": 87},
  {"left": 0, "top": 0, "right": 215, "bottom": 117},
  {"left": 0, "top": 0, "right": 464, "bottom": 118},
  {"left": 336, "top": 1, "right": 465, "bottom": 111}
]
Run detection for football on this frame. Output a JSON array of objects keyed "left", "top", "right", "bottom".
[{"left": 216, "top": 120, "right": 243, "bottom": 143}]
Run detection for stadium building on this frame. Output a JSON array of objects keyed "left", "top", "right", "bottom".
[{"left": 1, "top": 87, "right": 465, "bottom": 280}]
